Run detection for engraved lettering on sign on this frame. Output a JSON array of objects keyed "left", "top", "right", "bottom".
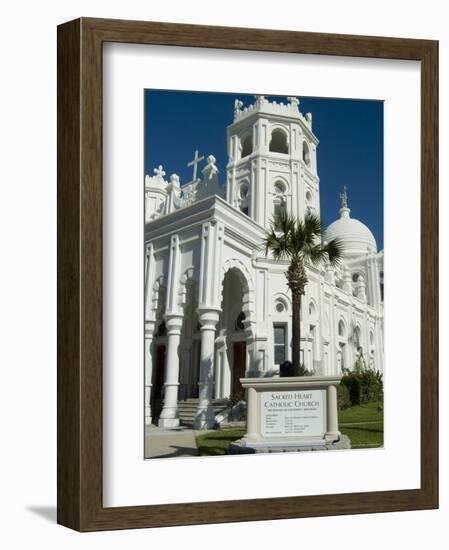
[{"left": 260, "top": 390, "right": 324, "bottom": 437}]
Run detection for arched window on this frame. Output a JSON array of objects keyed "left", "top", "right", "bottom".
[
  {"left": 352, "top": 272, "right": 361, "bottom": 283},
  {"left": 309, "top": 301, "right": 317, "bottom": 320},
  {"left": 241, "top": 134, "right": 253, "bottom": 158},
  {"left": 238, "top": 182, "right": 250, "bottom": 216},
  {"left": 338, "top": 320, "right": 346, "bottom": 338},
  {"left": 269, "top": 129, "right": 289, "bottom": 154},
  {"left": 273, "top": 198, "right": 285, "bottom": 222},
  {"left": 274, "top": 297, "right": 288, "bottom": 314},
  {"left": 239, "top": 182, "right": 249, "bottom": 199},
  {"left": 305, "top": 189, "right": 315, "bottom": 214},
  {"left": 303, "top": 141, "right": 311, "bottom": 166},
  {"left": 353, "top": 326, "right": 361, "bottom": 349},
  {"left": 274, "top": 181, "right": 286, "bottom": 195},
  {"left": 273, "top": 180, "right": 286, "bottom": 222}
]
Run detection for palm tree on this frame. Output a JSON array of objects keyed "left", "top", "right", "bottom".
[{"left": 263, "top": 211, "right": 344, "bottom": 376}]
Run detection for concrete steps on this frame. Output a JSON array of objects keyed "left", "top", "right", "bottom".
[{"left": 177, "top": 398, "right": 229, "bottom": 427}]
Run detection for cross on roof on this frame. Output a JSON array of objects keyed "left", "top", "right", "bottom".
[
  {"left": 154, "top": 165, "right": 166, "bottom": 178},
  {"left": 187, "top": 150, "right": 204, "bottom": 182}
]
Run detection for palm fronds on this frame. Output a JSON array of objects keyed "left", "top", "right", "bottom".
[{"left": 263, "top": 210, "right": 343, "bottom": 268}]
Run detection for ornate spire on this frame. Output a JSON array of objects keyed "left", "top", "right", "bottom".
[
  {"left": 340, "top": 185, "right": 348, "bottom": 208},
  {"left": 339, "top": 186, "right": 351, "bottom": 219}
]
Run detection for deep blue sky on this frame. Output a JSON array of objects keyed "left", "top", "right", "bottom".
[{"left": 144, "top": 90, "right": 384, "bottom": 250}]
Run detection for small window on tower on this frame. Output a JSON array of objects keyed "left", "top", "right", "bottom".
[
  {"left": 273, "top": 200, "right": 285, "bottom": 222},
  {"left": 303, "top": 141, "right": 311, "bottom": 166},
  {"left": 238, "top": 182, "right": 250, "bottom": 216},
  {"left": 274, "top": 201, "right": 285, "bottom": 219},
  {"left": 274, "top": 181, "right": 286, "bottom": 195},
  {"left": 241, "top": 134, "right": 253, "bottom": 158},
  {"left": 269, "top": 129, "right": 289, "bottom": 154},
  {"left": 239, "top": 183, "right": 249, "bottom": 199}
]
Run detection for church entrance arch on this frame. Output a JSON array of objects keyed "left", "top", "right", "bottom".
[{"left": 217, "top": 260, "right": 255, "bottom": 399}]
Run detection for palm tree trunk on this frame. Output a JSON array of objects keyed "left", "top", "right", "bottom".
[{"left": 292, "top": 291, "right": 301, "bottom": 376}]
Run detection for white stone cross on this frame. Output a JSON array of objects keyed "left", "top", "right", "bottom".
[
  {"left": 154, "top": 165, "right": 166, "bottom": 178},
  {"left": 187, "top": 150, "right": 204, "bottom": 182}
]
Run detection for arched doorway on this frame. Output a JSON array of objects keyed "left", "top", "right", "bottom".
[
  {"left": 217, "top": 265, "right": 254, "bottom": 399},
  {"left": 152, "top": 320, "right": 167, "bottom": 421}
]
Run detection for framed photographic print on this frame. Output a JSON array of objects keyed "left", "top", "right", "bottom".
[{"left": 57, "top": 17, "right": 438, "bottom": 531}]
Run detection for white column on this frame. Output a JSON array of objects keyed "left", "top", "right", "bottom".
[
  {"left": 195, "top": 219, "right": 224, "bottom": 428},
  {"left": 325, "top": 384, "right": 340, "bottom": 441},
  {"left": 144, "top": 243, "right": 156, "bottom": 427},
  {"left": 329, "top": 292, "right": 338, "bottom": 375},
  {"left": 158, "top": 314, "right": 183, "bottom": 428},
  {"left": 158, "top": 232, "right": 183, "bottom": 428},
  {"left": 144, "top": 320, "right": 155, "bottom": 426},
  {"left": 367, "top": 252, "right": 381, "bottom": 308},
  {"left": 375, "top": 314, "right": 384, "bottom": 373},
  {"left": 195, "top": 309, "right": 220, "bottom": 429},
  {"left": 318, "top": 280, "right": 326, "bottom": 373}
]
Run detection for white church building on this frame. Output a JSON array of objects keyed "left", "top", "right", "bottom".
[{"left": 144, "top": 95, "right": 384, "bottom": 430}]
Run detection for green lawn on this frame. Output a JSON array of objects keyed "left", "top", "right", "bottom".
[
  {"left": 338, "top": 402, "right": 383, "bottom": 449},
  {"left": 196, "top": 428, "right": 245, "bottom": 456},
  {"left": 195, "top": 402, "right": 383, "bottom": 455},
  {"left": 340, "top": 422, "right": 383, "bottom": 449},
  {"left": 339, "top": 402, "right": 383, "bottom": 424}
]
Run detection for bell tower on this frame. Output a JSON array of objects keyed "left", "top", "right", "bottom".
[{"left": 226, "top": 95, "right": 320, "bottom": 227}]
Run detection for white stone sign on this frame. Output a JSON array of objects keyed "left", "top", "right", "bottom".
[{"left": 260, "top": 389, "right": 324, "bottom": 438}]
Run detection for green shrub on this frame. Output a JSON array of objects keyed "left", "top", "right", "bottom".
[
  {"left": 228, "top": 390, "right": 245, "bottom": 407},
  {"left": 341, "top": 369, "right": 383, "bottom": 406},
  {"left": 337, "top": 383, "right": 351, "bottom": 410},
  {"left": 294, "top": 363, "right": 315, "bottom": 377}
]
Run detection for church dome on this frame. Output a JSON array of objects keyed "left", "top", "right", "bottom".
[{"left": 324, "top": 199, "right": 377, "bottom": 258}]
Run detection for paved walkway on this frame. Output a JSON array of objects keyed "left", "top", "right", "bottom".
[{"left": 145, "top": 424, "right": 199, "bottom": 459}]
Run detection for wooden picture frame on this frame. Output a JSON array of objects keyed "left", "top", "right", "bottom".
[{"left": 57, "top": 17, "right": 438, "bottom": 531}]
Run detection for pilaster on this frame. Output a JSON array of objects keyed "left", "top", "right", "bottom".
[
  {"left": 158, "top": 313, "right": 184, "bottom": 428},
  {"left": 144, "top": 243, "right": 156, "bottom": 426},
  {"left": 325, "top": 383, "right": 340, "bottom": 441},
  {"left": 144, "top": 319, "right": 156, "bottom": 426},
  {"left": 195, "top": 308, "right": 221, "bottom": 429}
]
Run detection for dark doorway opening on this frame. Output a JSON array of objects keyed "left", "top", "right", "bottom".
[
  {"left": 232, "top": 341, "right": 246, "bottom": 398},
  {"left": 152, "top": 344, "right": 166, "bottom": 420}
]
